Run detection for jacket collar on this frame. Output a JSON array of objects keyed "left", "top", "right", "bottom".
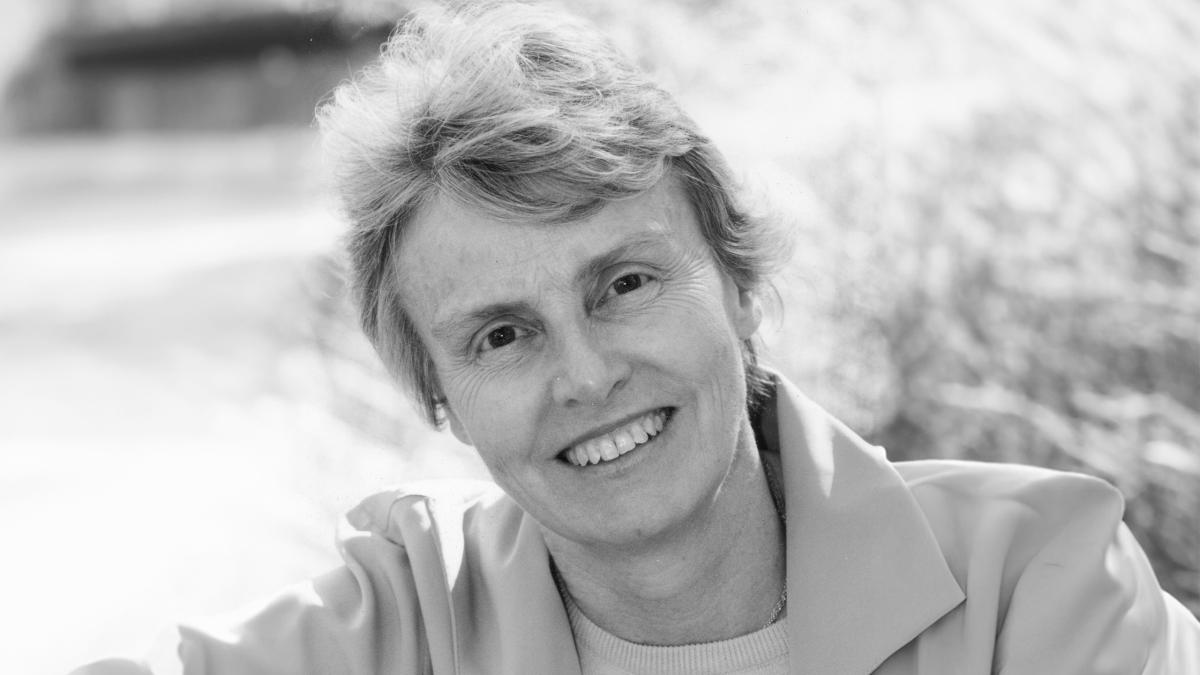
[
  {"left": 769, "top": 374, "right": 964, "bottom": 672},
  {"left": 377, "top": 483, "right": 583, "bottom": 675}
]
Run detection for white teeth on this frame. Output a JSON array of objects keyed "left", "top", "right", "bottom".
[
  {"left": 563, "top": 410, "right": 669, "bottom": 467},
  {"left": 613, "top": 430, "right": 635, "bottom": 454},
  {"left": 598, "top": 438, "right": 619, "bottom": 461},
  {"left": 631, "top": 425, "right": 648, "bottom": 444}
]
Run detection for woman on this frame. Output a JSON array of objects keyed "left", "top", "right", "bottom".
[{"left": 77, "top": 2, "right": 1198, "bottom": 673}]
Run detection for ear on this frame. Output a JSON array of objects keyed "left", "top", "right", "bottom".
[
  {"left": 728, "top": 283, "right": 763, "bottom": 341},
  {"left": 444, "top": 403, "right": 474, "bottom": 446}
]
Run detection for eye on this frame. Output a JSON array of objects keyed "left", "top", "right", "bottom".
[
  {"left": 478, "top": 324, "right": 531, "bottom": 353},
  {"left": 484, "top": 326, "right": 517, "bottom": 351},
  {"left": 601, "top": 272, "right": 652, "bottom": 303}
]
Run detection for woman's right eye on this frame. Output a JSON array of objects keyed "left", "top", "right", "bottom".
[{"left": 480, "top": 325, "right": 521, "bottom": 352}]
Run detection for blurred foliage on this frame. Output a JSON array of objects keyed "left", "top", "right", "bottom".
[{"left": 311, "top": 0, "right": 1199, "bottom": 615}]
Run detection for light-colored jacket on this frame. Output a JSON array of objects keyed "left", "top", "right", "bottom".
[{"left": 75, "top": 376, "right": 1200, "bottom": 674}]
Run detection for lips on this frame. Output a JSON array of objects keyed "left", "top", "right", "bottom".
[{"left": 560, "top": 408, "right": 670, "bottom": 467}]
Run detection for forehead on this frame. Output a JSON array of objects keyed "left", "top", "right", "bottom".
[
  {"left": 393, "top": 178, "right": 706, "bottom": 336},
  {"left": 407, "top": 177, "right": 698, "bottom": 264}
]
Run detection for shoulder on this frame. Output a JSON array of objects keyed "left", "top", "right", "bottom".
[
  {"left": 892, "top": 460, "right": 1200, "bottom": 672},
  {"left": 343, "top": 478, "right": 515, "bottom": 545},
  {"left": 893, "top": 459, "right": 1125, "bottom": 589},
  {"left": 895, "top": 459, "right": 1124, "bottom": 538},
  {"left": 336, "top": 478, "right": 527, "bottom": 583},
  {"left": 895, "top": 458, "right": 1120, "bottom": 502},
  {"left": 171, "top": 480, "right": 524, "bottom": 674}
]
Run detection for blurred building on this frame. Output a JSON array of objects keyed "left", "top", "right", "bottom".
[{"left": 4, "top": 0, "right": 398, "bottom": 132}]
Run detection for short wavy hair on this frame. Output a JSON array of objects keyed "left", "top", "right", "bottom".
[{"left": 318, "top": 1, "right": 785, "bottom": 427}]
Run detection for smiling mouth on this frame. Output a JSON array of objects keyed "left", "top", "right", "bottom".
[{"left": 559, "top": 408, "right": 673, "bottom": 467}]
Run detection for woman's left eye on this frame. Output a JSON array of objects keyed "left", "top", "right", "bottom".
[{"left": 601, "top": 273, "right": 652, "bottom": 302}]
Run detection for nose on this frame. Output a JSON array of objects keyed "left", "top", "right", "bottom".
[{"left": 550, "top": 325, "right": 630, "bottom": 408}]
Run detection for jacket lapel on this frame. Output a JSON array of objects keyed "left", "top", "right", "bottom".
[{"left": 772, "top": 377, "right": 964, "bottom": 673}]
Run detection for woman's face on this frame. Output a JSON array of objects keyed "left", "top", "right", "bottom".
[{"left": 395, "top": 178, "right": 762, "bottom": 548}]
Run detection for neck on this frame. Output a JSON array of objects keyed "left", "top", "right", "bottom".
[{"left": 542, "top": 420, "right": 786, "bottom": 646}]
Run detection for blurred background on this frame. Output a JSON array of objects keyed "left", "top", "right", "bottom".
[{"left": 1, "top": 0, "right": 1196, "bottom": 672}]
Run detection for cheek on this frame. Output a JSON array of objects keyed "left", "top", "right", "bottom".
[
  {"left": 644, "top": 285, "right": 744, "bottom": 365},
  {"left": 645, "top": 290, "right": 749, "bottom": 412},
  {"left": 444, "top": 366, "right": 542, "bottom": 462}
]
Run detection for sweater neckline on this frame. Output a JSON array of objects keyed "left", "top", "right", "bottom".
[{"left": 560, "top": 585, "right": 788, "bottom": 674}]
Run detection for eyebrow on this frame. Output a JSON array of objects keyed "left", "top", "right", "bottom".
[
  {"left": 572, "top": 232, "right": 670, "bottom": 288},
  {"left": 431, "top": 300, "right": 538, "bottom": 343},
  {"left": 429, "top": 231, "right": 672, "bottom": 344}
]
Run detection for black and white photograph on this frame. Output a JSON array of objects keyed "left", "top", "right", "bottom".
[{"left": 2, "top": 0, "right": 1198, "bottom": 673}]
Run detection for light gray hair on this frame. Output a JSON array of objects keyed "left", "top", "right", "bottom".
[{"left": 318, "top": 1, "right": 785, "bottom": 426}]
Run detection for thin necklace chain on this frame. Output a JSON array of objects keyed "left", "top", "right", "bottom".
[{"left": 762, "top": 585, "right": 788, "bottom": 629}]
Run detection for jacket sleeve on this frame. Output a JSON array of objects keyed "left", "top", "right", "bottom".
[
  {"left": 70, "top": 526, "right": 436, "bottom": 675},
  {"left": 993, "top": 477, "right": 1200, "bottom": 674}
]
